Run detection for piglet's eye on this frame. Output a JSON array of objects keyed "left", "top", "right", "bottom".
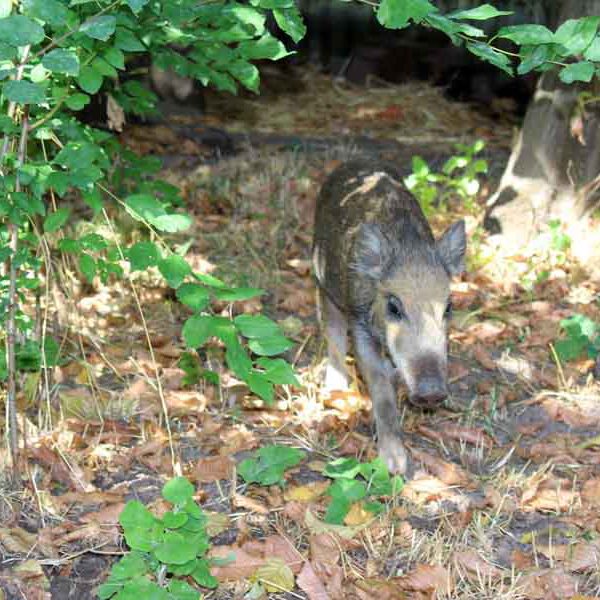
[
  {"left": 444, "top": 301, "right": 453, "bottom": 319},
  {"left": 387, "top": 295, "right": 405, "bottom": 320}
]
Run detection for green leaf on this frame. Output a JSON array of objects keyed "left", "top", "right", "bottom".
[
  {"left": 256, "top": 357, "right": 299, "bottom": 386},
  {"left": 247, "top": 370, "right": 274, "bottom": 403},
  {"left": 104, "top": 46, "right": 125, "bottom": 70},
  {"left": 125, "top": 0, "right": 149, "bottom": 13},
  {"left": 466, "top": 41, "right": 513, "bottom": 75},
  {"left": 377, "top": 0, "right": 436, "bottom": 30},
  {"left": 234, "top": 314, "right": 280, "bottom": 339},
  {"left": 167, "top": 579, "right": 200, "bottom": 600},
  {"left": 65, "top": 92, "right": 90, "bottom": 110},
  {"left": 224, "top": 334, "right": 253, "bottom": 379},
  {"left": 449, "top": 4, "right": 512, "bottom": 20},
  {"left": 151, "top": 213, "right": 192, "bottom": 233},
  {"left": 182, "top": 314, "right": 214, "bottom": 348},
  {"left": 109, "top": 553, "right": 148, "bottom": 581},
  {"left": 162, "top": 511, "right": 188, "bottom": 529},
  {"left": 92, "top": 56, "right": 118, "bottom": 78},
  {"left": 213, "top": 287, "right": 264, "bottom": 301},
  {"left": 42, "top": 49, "right": 80, "bottom": 76},
  {"left": 124, "top": 193, "right": 165, "bottom": 223},
  {"left": 191, "top": 560, "right": 219, "bottom": 589},
  {"left": 518, "top": 45, "right": 551, "bottom": 75},
  {"left": 163, "top": 477, "right": 195, "bottom": 505},
  {"left": 22, "top": 0, "right": 69, "bottom": 27},
  {"left": 584, "top": 36, "right": 600, "bottom": 61},
  {"left": 324, "top": 497, "right": 350, "bottom": 524},
  {"left": 78, "top": 65, "right": 103, "bottom": 95},
  {"left": 158, "top": 255, "right": 191, "bottom": 288},
  {"left": 238, "top": 445, "right": 305, "bottom": 485},
  {"left": 127, "top": 241, "right": 159, "bottom": 271},
  {"left": 0, "top": 15, "right": 45, "bottom": 46},
  {"left": 560, "top": 61, "right": 595, "bottom": 84},
  {"left": 248, "top": 334, "right": 293, "bottom": 356},
  {"left": 3, "top": 80, "right": 45, "bottom": 104},
  {"left": 80, "top": 15, "right": 116, "bottom": 41},
  {"left": 497, "top": 24, "right": 554, "bottom": 45},
  {"left": 273, "top": 6, "right": 306, "bottom": 44},
  {"left": 120, "top": 500, "right": 158, "bottom": 530},
  {"left": 176, "top": 283, "right": 210, "bottom": 312},
  {"left": 239, "top": 33, "right": 289, "bottom": 60},
  {"left": 43, "top": 207, "right": 70, "bottom": 232},
  {"left": 115, "top": 28, "right": 146, "bottom": 52},
  {"left": 324, "top": 457, "right": 362, "bottom": 480},
  {"left": 155, "top": 531, "right": 197, "bottom": 565},
  {"left": 328, "top": 478, "right": 367, "bottom": 503},
  {"left": 554, "top": 17, "right": 600, "bottom": 56},
  {"left": 79, "top": 253, "right": 96, "bottom": 282}
]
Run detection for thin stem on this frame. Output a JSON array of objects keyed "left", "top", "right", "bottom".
[{"left": 7, "top": 106, "right": 30, "bottom": 474}]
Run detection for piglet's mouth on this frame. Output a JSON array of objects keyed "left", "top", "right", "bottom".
[{"left": 407, "top": 379, "right": 448, "bottom": 410}]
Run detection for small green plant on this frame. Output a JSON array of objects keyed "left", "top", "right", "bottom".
[
  {"left": 97, "top": 477, "right": 217, "bottom": 600},
  {"left": 322, "top": 457, "right": 403, "bottom": 524},
  {"left": 554, "top": 314, "right": 600, "bottom": 363},
  {"left": 238, "top": 445, "right": 305, "bottom": 486},
  {"left": 404, "top": 140, "right": 488, "bottom": 214}
]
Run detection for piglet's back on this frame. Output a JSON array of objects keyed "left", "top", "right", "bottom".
[{"left": 313, "top": 160, "right": 435, "bottom": 311}]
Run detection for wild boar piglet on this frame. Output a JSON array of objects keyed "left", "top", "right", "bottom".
[{"left": 313, "top": 160, "right": 466, "bottom": 474}]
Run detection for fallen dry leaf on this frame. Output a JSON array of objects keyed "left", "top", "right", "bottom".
[
  {"left": 297, "top": 561, "right": 330, "bottom": 600},
  {"left": 343, "top": 502, "right": 375, "bottom": 527},
  {"left": 195, "top": 455, "right": 234, "bottom": 482},
  {"left": 409, "top": 448, "right": 472, "bottom": 486},
  {"left": 284, "top": 480, "right": 330, "bottom": 503},
  {"left": 253, "top": 557, "right": 295, "bottom": 593},
  {"left": 581, "top": 478, "right": 600, "bottom": 508},
  {"left": 403, "top": 563, "right": 454, "bottom": 595},
  {"left": 234, "top": 494, "right": 270, "bottom": 515},
  {"left": 519, "top": 567, "right": 578, "bottom": 600},
  {"left": 453, "top": 550, "right": 503, "bottom": 581}
]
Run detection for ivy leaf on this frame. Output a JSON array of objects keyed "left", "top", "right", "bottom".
[
  {"left": 3, "top": 81, "right": 45, "bottom": 104},
  {"left": 42, "top": 49, "right": 80, "bottom": 76},
  {"left": 0, "top": 15, "right": 45, "bottom": 47},
  {"left": 80, "top": 15, "right": 117, "bottom": 41}
]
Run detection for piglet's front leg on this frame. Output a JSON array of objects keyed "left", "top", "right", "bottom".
[{"left": 352, "top": 325, "right": 407, "bottom": 475}]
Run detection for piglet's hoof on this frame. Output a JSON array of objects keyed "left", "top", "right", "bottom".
[{"left": 378, "top": 433, "right": 408, "bottom": 475}]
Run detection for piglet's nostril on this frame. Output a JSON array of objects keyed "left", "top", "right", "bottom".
[{"left": 410, "top": 378, "right": 447, "bottom": 408}]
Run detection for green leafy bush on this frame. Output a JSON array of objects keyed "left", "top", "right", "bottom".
[
  {"left": 322, "top": 457, "right": 403, "bottom": 524},
  {"left": 404, "top": 140, "right": 488, "bottom": 214},
  {"left": 97, "top": 477, "right": 217, "bottom": 600},
  {"left": 554, "top": 314, "right": 600, "bottom": 363}
]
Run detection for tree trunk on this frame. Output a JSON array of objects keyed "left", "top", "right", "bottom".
[{"left": 483, "top": 0, "right": 600, "bottom": 247}]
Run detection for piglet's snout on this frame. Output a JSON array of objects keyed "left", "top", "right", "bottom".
[
  {"left": 407, "top": 357, "right": 448, "bottom": 409},
  {"left": 411, "top": 377, "right": 447, "bottom": 408}
]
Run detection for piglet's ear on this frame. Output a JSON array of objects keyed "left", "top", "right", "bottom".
[
  {"left": 352, "top": 223, "right": 391, "bottom": 279},
  {"left": 437, "top": 219, "right": 466, "bottom": 276}
]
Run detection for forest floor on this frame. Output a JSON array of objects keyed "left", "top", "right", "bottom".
[{"left": 3, "top": 65, "right": 600, "bottom": 600}]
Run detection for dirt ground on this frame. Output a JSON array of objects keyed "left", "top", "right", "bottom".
[{"left": 2, "top": 65, "right": 600, "bottom": 600}]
